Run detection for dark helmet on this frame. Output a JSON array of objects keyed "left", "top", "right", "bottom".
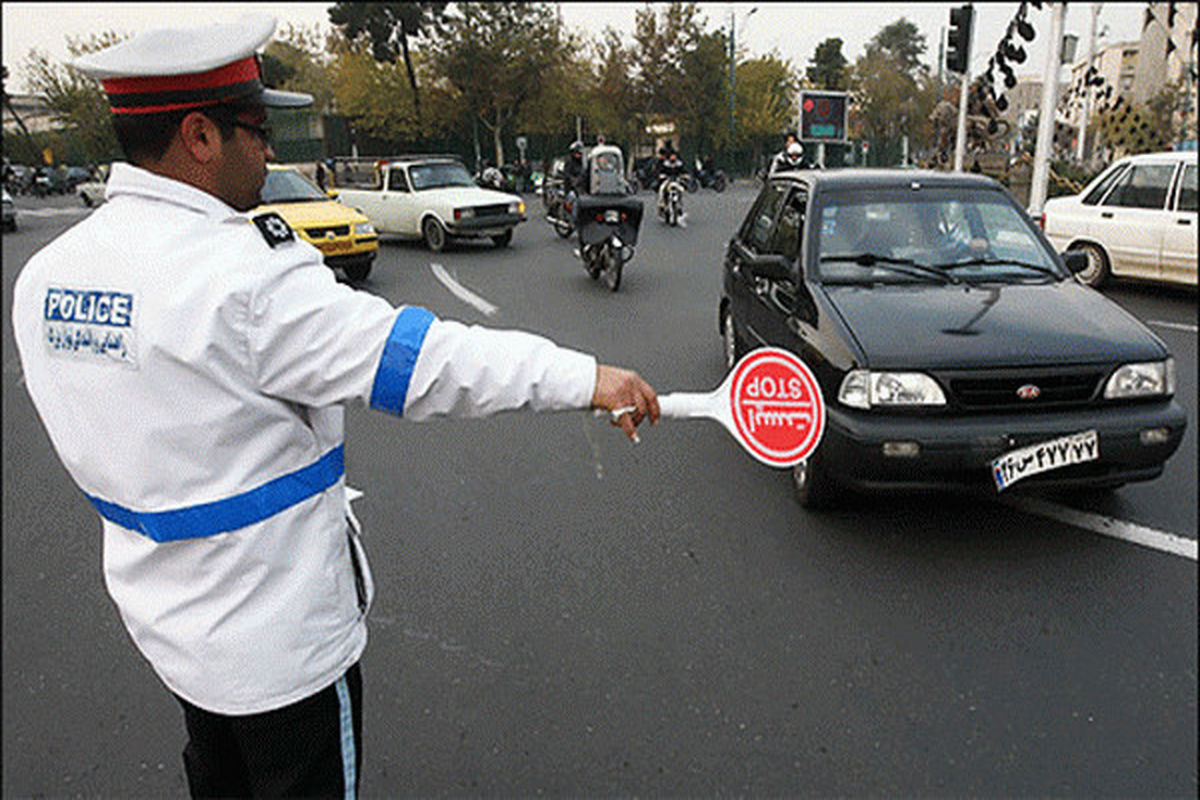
[{"left": 569, "top": 140, "right": 584, "bottom": 155}]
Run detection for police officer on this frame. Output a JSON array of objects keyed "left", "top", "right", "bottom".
[
  {"left": 769, "top": 132, "right": 805, "bottom": 175},
  {"left": 11, "top": 16, "right": 658, "bottom": 799}
]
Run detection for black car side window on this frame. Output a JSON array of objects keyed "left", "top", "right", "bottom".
[
  {"left": 767, "top": 191, "right": 807, "bottom": 262},
  {"left": 1103, "top": 163, "right": 1175, "bottom": 209},
  {"left": 742, "top": 183, "right": 789, "bottom": 252}
]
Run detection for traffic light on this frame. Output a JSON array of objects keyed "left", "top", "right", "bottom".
[{"left": 947, "top": 4, "right": 974, "bottom": 75}]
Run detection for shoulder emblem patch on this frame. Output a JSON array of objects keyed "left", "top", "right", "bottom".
[{"left": 252, "top": 212, "right": 295, "bottom": 248}]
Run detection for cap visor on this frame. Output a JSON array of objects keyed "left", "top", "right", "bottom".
[{"left": 262, "top": 88, "right": 312, "bottom": 108}]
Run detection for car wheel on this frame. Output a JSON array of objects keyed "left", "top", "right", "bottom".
[
  {"left": 791, "top": 451, "right": 840, "bottom": 509},
  {"left": 1074, "top": 242, "right": 1110, "bottom": 288},
  {"left": 343, "top": 261, "right": 372, "bottom": 282},
  {"left": 714, "top": 175, "right": 727, "bottom": 192},
  {"left": 492, "top": 230, "right": 513, "bottom": 248},
  {"left": 721, "top": 307, "right": 745, "bottom": 369},
  {"left": 422, "top": 217, "right": 446, "bottom": 252}
]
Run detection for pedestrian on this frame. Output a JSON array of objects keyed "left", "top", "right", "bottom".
[{"left": 11, "top": 15, "right": 659, "bottom": 799}]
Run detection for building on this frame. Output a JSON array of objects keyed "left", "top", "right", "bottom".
[{"left": 3, "top": 94, "right": 59, "bottom": 135}]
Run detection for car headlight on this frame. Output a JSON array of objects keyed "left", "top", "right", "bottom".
[
  {"left": 509, "top": 201, "right": 525, "bottom": 215},
  {"left": 353, "top": 222, "right": 376, "bottom": 236},
  {"left": 838, "top": 369, "right": 947, "bottom": 409},
  {"left": 1104, "top": 359, "right": 1174, "bottom": 399}
]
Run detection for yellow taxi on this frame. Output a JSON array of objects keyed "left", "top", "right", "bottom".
[{"left": 256, "top": 164, "right": 379, "bottom": 281}]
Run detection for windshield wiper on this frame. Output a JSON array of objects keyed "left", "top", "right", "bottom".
[
  {"left": 934, "top": 257, "right": 1060, "bottom": 280},
  {"left": 820, "top": 253, "right": 960, "bottom": 285}
]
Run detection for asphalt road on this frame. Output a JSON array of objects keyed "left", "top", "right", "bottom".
[{"left": 3, "top": 186, "right": 1196, "bottom": 797}]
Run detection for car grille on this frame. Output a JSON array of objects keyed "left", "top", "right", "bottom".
[
  {"left": 474, "top": 204, "right": 510, "bottom": 217},
  {"left": 942, "top": 366, "right": 1107, "bottom": 411},
  {"left": 305, "top": 224, "right": 351, "bottom": 238}
]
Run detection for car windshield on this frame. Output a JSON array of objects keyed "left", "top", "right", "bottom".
[
  {"left": 815, "top": 188, "right": 1063, "bottom": 285},
  {"left": 409, "top": 162, "right": 475, "bottom": 190},
  {"left": 260, "top": 169, "right": 327, "bottom": 203}
]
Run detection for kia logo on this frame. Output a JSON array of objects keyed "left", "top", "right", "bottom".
[{"left": 1016, "top": 384, "right": 1041, "bottom": 400}]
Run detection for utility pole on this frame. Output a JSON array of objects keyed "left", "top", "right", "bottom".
[
  {"left": 1075, "top": 2, "right": 1102, "bottom": 163},
  {"left": 1030, "top": 1, "right": 1068, "bottom": 218}
]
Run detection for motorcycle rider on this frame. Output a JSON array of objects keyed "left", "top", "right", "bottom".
[{"left": 656, "top": 144, "right": 686, "bottom": 220}]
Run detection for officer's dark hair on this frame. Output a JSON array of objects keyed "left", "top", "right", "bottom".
[{"left": 112, "top": 101, "right": 251, "bottom": 165}]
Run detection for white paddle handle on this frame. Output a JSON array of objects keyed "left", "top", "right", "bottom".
[{"left": 658, "top": 391, "right": 716, "bottom": 419}]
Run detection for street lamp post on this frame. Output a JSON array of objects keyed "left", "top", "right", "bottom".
[{"left": 728, "top": 6, "right": 757, "bottom": 172}]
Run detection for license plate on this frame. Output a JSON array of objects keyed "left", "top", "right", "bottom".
[
  {"left": 319, "top": 240, "right": 351, "bottom": 252},
  {"left": 991, "top": 429, "right": 1099, "bottom": 492},
  {"left": 604, "top": 209, "right": 621, "bottom": 223}
]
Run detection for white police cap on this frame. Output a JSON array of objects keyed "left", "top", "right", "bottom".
[{"left": 73, "top": 15, "right": 311, "bottom": 115}]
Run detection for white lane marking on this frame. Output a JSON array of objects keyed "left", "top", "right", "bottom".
[
  {"left": 1148, "top": 320, "right": 1198, "bottom": 334},
  {"left": 1003, "top": 495, "right": 1197, "bottom": 561},
  {"left": 429, "top": 263, "right": 498, "bottom": 317}
]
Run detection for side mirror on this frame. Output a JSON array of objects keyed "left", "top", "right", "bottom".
[
  {"left": 746, "top": 253, "right": 793, "bottom": 281},
  {"left": 1061, "top": 250, "right": 1088, "bottom": 274}
]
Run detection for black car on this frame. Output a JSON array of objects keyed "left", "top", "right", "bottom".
[{"left": 719, "top": 169, "right": 1187, "bottom": 507}]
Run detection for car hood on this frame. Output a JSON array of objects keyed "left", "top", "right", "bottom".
[
  {"left": 254, "top": 199, "right": 368, "bottom": 227},
  {"left": 824, "top": 281, "right": 1165, "bottom": 369},
  {"left": 421, "top": 186, "right": 519, "bottom": 206}
]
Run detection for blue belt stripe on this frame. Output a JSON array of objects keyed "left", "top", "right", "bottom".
[
  {"left": 86, "top": 445, "right": 345, "bottom": 543},
  {"left": 369, "top": 306, "right": 435, "bottom": 417}
]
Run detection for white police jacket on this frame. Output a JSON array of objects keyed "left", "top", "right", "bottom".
[{"left": 12, "top": 163, "right": 597, "bottom": 715}]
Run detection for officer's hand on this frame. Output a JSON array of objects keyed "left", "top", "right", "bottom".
[{"left": 592, "top": 365, "right": 659, "bottom": 442}]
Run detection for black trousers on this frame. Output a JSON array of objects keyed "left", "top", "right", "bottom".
[{"left": 175, "top": 663, "right": 362, "bottom": 799}]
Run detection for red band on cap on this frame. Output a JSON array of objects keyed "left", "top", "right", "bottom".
[{"left": 101, "top": 57, "right": 259, "bottom": 95}]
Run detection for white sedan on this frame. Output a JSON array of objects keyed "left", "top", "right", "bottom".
[
  {"left": 1042, "top": 150, "right": 1196, "bottom": 287},
  {"left": 330, "top": 156, "right": 526, "bottom": 252}
]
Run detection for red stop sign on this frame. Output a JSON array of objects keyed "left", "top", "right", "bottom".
[{"left": 728, "top": 348, "right": 825, "bottom": 467}]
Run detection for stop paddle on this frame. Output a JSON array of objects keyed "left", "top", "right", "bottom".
[{"left": 609, "top": 347, "right": 826, "bottom": 467}]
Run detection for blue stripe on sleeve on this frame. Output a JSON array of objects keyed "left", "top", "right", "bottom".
[
  {"left": 86, "top": 445, "right": 345, "bottom": 543},
  {"left": 369, "top": 306, "right": 435, "bottom": 417}
]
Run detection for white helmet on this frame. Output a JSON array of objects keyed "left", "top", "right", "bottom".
[{"left": 786, "top": 142, "right": 803, "bottom": 160}]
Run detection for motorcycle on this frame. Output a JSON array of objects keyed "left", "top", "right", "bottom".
[
  {"left": 576, "top": 194, "right": 643, "bottom": 291},
  {"left": 628, "top": 156, "right": 659, "bottom": 193},
  {"left": 694, "top": 158, "right": 727, "bottom": 192},
  {"left": 545, "top": 181, "right": 576, "bottom": 238},
  {"left": 657, "top": 176, "right": 685, "bottom": 227}
]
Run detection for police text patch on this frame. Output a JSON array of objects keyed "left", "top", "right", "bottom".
[
  {"left": 253, "top": 212, "right": 295, "bottom": 248},
  {"left": 42, "top": 286, "right": 138, "bottom": 367}
]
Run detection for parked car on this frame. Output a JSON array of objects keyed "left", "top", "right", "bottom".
[
  {"left": 1041, "top": 150, "right": 1197, "bottom": 288},
  {"left": 720, "top": 169, "right": 1186, "bottom": 507},
  {"left": 2, "top": 188, "right": 16, "bottom": 231},
  {"left": 255, "top": 164, "right": 379, "bottom": 282},
  {"left": 327, "top": 155, "right": 525, "bottom": 252},
  {"left": 77, "top": 165, "right": 110, "bottom": 207}
]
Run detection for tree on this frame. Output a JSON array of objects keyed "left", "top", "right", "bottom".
[
  {"left": 430, "top": 2, "right": 568, "bottom": 166},
  {"left": 866, "top": 18, "right": 925, "bottom": 75},
  {"left": 19, "top": 31, "right": 128, "bottom": 165},
  {"left": 807, "top": 38, "right": 848, "bottom": 91},
  {"left": 328, "top": 2, "right": 449, "bottom": 122},
  {"left": 849, "top": 19, "right": 937, "bottom": 163},
  {"left": 733, "top": 55, "right": 799, "bottom": 165},
  {"left": 678, "top": 29, "right": 730, "bottom": 157}
]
